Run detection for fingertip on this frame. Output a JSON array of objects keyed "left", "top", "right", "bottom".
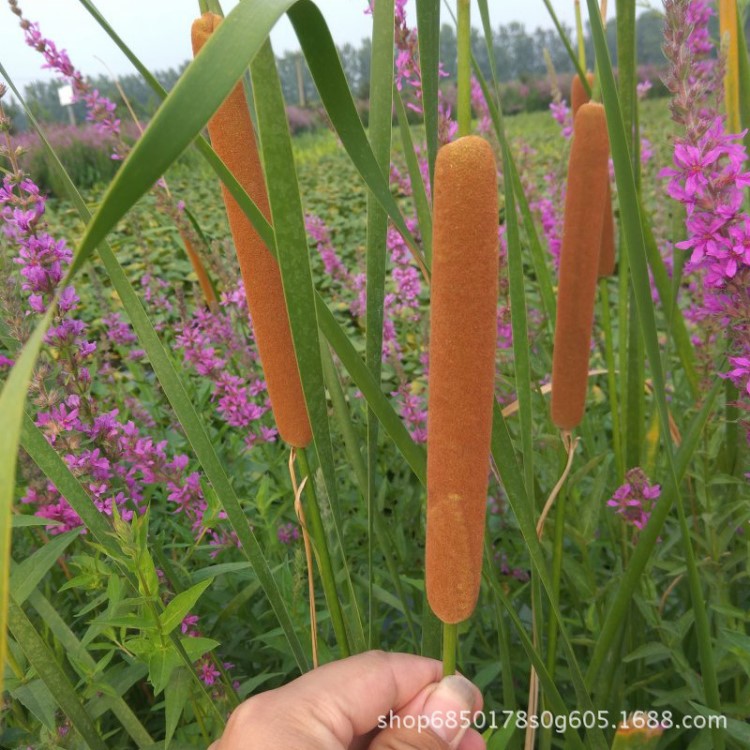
[{"left": 458, "top": 728, "right": 487, "bottom": 750}]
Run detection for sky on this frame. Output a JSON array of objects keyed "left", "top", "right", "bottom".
[{"left": 0, "top": 0, "right": 597, "bottom": 94}]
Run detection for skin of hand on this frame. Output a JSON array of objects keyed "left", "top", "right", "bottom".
[{"left": 207, "top": 650, "right": 486, "bottom": 750}]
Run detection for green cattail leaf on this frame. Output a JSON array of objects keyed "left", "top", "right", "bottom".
[
  {"left": 416, "top": 0, "right": 440, "bottom": 187},
  {"left": 502, "top": 143, "right": 534, "bottom": 496},
  {"left": 365, "top": 0, "right": 394, "bottom": 649},
  {"left": 287, "top": 0, "right": 422, "bottom": 265},
  {"left": 489, "top": 407, "right": 608, "bottom": 750},
  {"left": 394, "top": 89, "right": 433, "bottom": 262},
  {"left": 8, "top": 597, "right": 108, "bottom": 750},
  {"left": 251, "top": 40, "right": 364, "bottom": 655}
]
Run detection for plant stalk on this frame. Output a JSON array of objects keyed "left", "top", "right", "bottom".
[{"left": 296, "top": 447, "right": 351, "bottom": 657}]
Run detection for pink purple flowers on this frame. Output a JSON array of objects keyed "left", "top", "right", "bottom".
[
  {"left": 663, "top": 0, "right": 750, "bottom": 425},
  {"left": 608, "top": 468, "right": 661, "bottom": 531}
]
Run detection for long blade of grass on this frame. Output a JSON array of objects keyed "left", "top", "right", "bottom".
[
  {"left": 0, "top": 305, "right": 54, "bottom": 700},
  {"left": 472, "top": 64, "right": 556, "bottom": 333},
  {"left": 394, "top": 88, "right": 433, "bottom": 262},
  {"left": 586, "top": 6, "right": 723, "bottom": 736},
  {"left": 8, "top": 597, "right": 108, "bottom": 750},
  {"left": 416, "top": 0, "right": 440, "bottom": 187},
  {"left": 640, "top": 202, "right": 699, "bottom": 397},
  {"left": 365, "top": 0, "right": 394, "bottom": 650},
  {"left": 287, "top": 0, "right": 424, "bottom": 267},
  {"left": 251, "top": 40, "right": 364, "bottom": 655},
  {"left": 502, "top": 144, "right": 534, "bottom": 497}
]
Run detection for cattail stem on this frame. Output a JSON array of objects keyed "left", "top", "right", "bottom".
[
  {"left": 442, "top": 622, "right": 458, "bottom": 676},
  {"left": 296, "top": 447, "right": 351, "bottom": 658},
  {"left": 574, "top": 0, "right": 586, "bottom": 70},
  {"left": 456, "top": 0, "right": 471, "bottom": 136},
  {"left": 599, "top": 278, "right": 624, "bottom": 480}
]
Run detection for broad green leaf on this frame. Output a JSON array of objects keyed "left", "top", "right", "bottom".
[
  {"left": 180, "top": 636, "right": 221, "bottom": 662},
  {"left": 160, "top": 578, "right": 214, "bottom": 635},
  {"left": 0, "top": 306, "right": 55, "bottom": 699},
  {"left": 149, "top": 646, "right": 183, "bottom": 696}
]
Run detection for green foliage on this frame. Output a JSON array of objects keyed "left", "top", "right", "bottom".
[{"left": 1, "top": 2, "right": 748, "bottom": 749}]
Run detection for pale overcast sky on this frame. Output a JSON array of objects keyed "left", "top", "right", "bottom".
[{"left": 1, "top": 1, "right": 619, "bottom": 90}]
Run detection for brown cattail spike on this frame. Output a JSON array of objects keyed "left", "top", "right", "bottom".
[
  {"left": 425, "top": 136, "right": 499, "bottom": 625},
  {"left": 571, "top": 72, "right": 616, "bottom": 277},
  {"left": 191, "top": 13, "right": 312, "bottom": 448},
  {"left": 551, "top": 103, "right": 610, "bottom": 431},
  {"left": 570, "top": 71, "right": 595, "bottom": 117}
]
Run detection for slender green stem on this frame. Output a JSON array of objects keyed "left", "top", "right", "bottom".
[
  {"left": 297, "top": 447, "right": 351, "bottom": 657},
  {"left": 198, "top": 0, "right": 209, "bottom": 13},
  {"left": 456, "top": 0, "right": 471, "bottom": 137},
  {"left": 442, "top": 622, "right": 458, "bottom": 675},
  {"left": 574, "top": 0, "right": 586, "bottom": 70},
  {"left": 599, "top": 279, "right": 624, "bottom": 481}
]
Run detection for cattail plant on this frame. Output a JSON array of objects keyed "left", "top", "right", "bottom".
[
  {"left": 425, "top": 135, "right": 499, "bottom": 627},
  {"left": 570, "top": 72, "right": 615, "bottom": 277},
  {"left": 191, "top": 12, "right": 311, "bottom": 448},
  {"left": 551, "top": 102, "right": 610, "bottom": 431}
]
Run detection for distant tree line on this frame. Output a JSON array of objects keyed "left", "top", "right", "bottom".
[{"left": 6, "top": 9, "right": 738, "bottom": 131}]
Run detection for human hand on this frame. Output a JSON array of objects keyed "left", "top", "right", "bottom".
[{"left": 208, "top": 650, "right": 485, "bottom": 749}]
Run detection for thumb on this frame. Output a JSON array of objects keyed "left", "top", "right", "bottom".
[{"left": 369, "top": 674, "right": 481, "bottom": 750}]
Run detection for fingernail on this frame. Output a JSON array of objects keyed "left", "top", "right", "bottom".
[{"left": 421, "top": 674, "right": 476, "bottom": 748}]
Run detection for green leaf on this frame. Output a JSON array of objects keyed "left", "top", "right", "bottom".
[
  {"left": 160, "top": 579, "right": 214, "bottom": 636},
  {"left": 416, "top": 0, "right": 440, "bottom": 186},
  {"left": 0, "top": 307, "right": 55, "bottom": 700},
  {"left": 11, "top": 515, "right": 63, "bottom": 528},
  {"left": 365, "top": 0, "right": 394, "bottom": 651},
  {"left": 149, "top": 646, "right": 183, "bottom": 696},
  {"left": 180, "top": 636, "right": 221, "bottom": 662},
  {"left": 251, "top": 40, "right": 359, "bottom": 656},
  {"left": 287, "top": 0, "right": 423, "bottom": 267},
  {"left": 11, "top": 680, "right": 57, "bottom": 731},
  {"left": 10, "top": 529, "right": 80, "bottom": 605}
]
